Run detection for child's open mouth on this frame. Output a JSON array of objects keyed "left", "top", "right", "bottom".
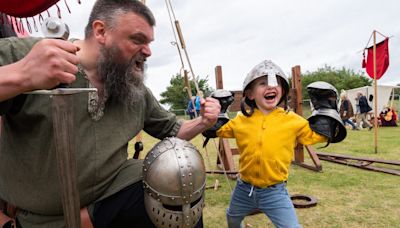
[{"left": 264, "top": 92, "right": 276, "bottom": 100}]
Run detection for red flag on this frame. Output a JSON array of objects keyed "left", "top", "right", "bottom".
[
  {"left": 362, "top": 38, "right": 389, "bottom": 80},
  {"left": 0, "top": 0, "right": 59, "bottom": 17},
  {"left": 0, "top": 0, "right": 80, "bottom": 35}
]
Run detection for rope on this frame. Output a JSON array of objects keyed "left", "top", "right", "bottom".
[
  {"left": 211, "top": 138, "right": 234, "bottom": 192},
  {"left": 363, "top": 30, "right": 392, "bottom": 50},
  {"left": 165, "top": 0, "right": 201, "bottom": 93},
  {"left": 164, "top": 0, "right": 234, "bottom": 190},
  {"left": 165, "top": 0, "right": 197, "bottom": 120},
  {"left": 164, "top": 0, "right": 185, "bottom": 74}
]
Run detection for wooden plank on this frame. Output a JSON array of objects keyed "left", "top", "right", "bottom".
[
  {"left": 291, "top": 65, "right": 303, "bottom": 115},
  {"left": 316, "top": 152, "right": 400, "bottom": 165},
  {"left": 291, "top": 65, "right": 304, "bottom": 163},
  {"left": 305, "top": 145, "right": 322, "bottom": 170},
  {"left": 218, "top": 139, "right": 235, "bottom": 172},
  {"left": 317, "top": 155, "right": 400, "bottom": 176}
]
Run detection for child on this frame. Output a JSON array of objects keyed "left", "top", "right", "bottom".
[{"left": 213, "top": 60, "right": 342, "bottom": 228}]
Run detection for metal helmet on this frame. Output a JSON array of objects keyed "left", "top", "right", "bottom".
[
  {"left": 307, "top": 81, "right": 339, "bottom": 111},
  {"left": 242, "top": 60, "right": 289, "bottom": 106},
  {"left": 143, "top": 137, "right": 206, "bottom": 228},
  {"left": 307, "top": 81, "right": 338, "bottom": 97}
]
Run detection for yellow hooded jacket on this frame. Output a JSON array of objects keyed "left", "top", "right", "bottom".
[{"left": 217, "top": 108, "right": 326, "bottom": 188}]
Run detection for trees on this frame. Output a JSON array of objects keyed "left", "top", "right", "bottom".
[
  {"left": 299, "top": 65, "right": 372, "bottom": 99},
  {"left": 159, "top": 74, "right": 213, "bottom": 111}
]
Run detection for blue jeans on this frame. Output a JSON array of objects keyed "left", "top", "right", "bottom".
[
  {"left": 226, "top": 179, "right": 301, "bottom": 228},
  {"left": 343, "top": 119, "right": 357, "bottom": 129}
]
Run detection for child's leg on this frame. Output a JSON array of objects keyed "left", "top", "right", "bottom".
[
  {"left": 257, "top": 183, "right": 301, "bottom": 228},
  {"left": 226, "top": 179, "right": 258, "bottom": 228}
]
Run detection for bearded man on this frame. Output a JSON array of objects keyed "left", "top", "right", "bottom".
[{"left": 0, "top": 0, "right": 220, "bottom": 227}]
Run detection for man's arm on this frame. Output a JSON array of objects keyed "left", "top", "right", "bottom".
[
  {"left": 0, "top": 39, "right": 79, "bottom": 102},
  {"left": 176, "top": 97, "right": 220, "bottom": 140}
]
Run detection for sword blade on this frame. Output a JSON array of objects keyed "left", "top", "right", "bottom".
[{"left": 52, "top": 95, "right": 81, "bottom": 228}]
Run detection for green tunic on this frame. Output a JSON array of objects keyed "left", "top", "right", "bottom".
[{"left": 0, "top": 37, "right": 182, "bottom": 227}]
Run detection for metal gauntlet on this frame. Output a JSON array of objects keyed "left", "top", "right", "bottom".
[
  {"left": 307, "top": 82, "right": 347, "bottom": 145},
  {"left": 202, "top": 90, "right": 234, "bottom": 147}
]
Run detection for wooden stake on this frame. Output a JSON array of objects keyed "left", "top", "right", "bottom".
[
  {"left": 292, "top": 66, "right": 304, "bottom": 163},
  {"left": 215, "top": 66, "right": 223, "bottom": 89},
  {"left": 213, "top": 179, "right": 220, "bottom": 191},
  {"left": 372, "top": 30, "right": 378, "bottom": 153}
]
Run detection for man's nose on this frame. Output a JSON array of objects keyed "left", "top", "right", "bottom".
[{"left": 141, "top": 44, "right": 151, "bottom": 57}]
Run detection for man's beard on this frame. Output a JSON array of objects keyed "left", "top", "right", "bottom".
[{"left": 97, "top": 45, "right": 146, "bottom": 108}]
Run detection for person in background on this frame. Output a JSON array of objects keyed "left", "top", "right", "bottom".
[
  {"left": 186, "top": 96, "right": 196, "bottom": 119},
  {"left": 339, "top": 90, "right": 358, "bottom": 130},
  {"left": 0, "top": 1, "right": 220, "bottom": 227},
  {"left": 195, "top": 90, "right": 204, "bottom": 117},
  {"left": 356, "top": 92, "right": 373, "bottom": 130},
  {"left": 354, "top": 95, "right": 361, "bottom": 126},
  {"left": 379, "top": 105, "right": 398, "bottom": 127}
]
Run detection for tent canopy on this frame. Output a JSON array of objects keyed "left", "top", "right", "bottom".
[{"left": 344, "top": 85, "right": 399, "bottom": 114}]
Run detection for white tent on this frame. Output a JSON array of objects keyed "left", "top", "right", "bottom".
[{"left": 345, "top": 85, "right": 399, "bottom": 114}]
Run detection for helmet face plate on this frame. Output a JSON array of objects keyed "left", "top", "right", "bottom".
[{"left": 143, "top": 137, "right": 206, "bottom": 227}]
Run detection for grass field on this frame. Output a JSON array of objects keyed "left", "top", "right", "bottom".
[{"left": 128, "top": 117, "right": 400, "bottom": 228}]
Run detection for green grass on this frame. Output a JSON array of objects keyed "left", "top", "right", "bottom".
[{"left": 128, "top": 117, "right": 400, "bottom": 228}]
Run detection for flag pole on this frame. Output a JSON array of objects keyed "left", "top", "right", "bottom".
[{"left": 372, "top": 30, "right": 378, "bottom": 153}]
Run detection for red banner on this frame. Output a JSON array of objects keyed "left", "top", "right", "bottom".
[
  {"left": 362, "top": 38, "right": 389, "bottom": 80},
  {"left": 0, "top": 0, "right": 59, "bottom": 17}
]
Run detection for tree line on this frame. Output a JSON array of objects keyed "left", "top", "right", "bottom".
[{"left": 160, "top": 65, "right": 375, "bottom": 111}]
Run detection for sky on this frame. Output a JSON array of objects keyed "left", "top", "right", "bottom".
[{"left": 33, "top": 0, "right": 400, "bottom": 100}]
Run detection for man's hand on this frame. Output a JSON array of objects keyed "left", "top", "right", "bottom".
[
  {"left": 199, "top": 97, "right": 220, "bottom": 128},
  {"left": 19, "top": 39, "right": 80, "bottom": 91},
  {"left": 176, "top": 97, "right": 220, "bottom": 141}
]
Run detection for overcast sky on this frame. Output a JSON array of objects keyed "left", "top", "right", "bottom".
[{"left": 36, "top": 0, "right": 400, "bottom": 100}]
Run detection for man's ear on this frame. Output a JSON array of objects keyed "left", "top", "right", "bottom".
[{"left": 92, "top": 20, "right": 107, "bottom": 44}]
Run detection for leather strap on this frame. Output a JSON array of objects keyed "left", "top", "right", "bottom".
[{"left": 80, "top": 208, "right": 94, "bottom": 228}]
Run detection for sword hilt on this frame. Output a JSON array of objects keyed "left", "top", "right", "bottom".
[{"left": 42, "top": 17, "right": 70, "bottom": 88}]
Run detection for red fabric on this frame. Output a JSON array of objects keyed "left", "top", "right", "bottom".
[
  {"left": 362, "top": 38, "right": 389, "bottom": 80},
  {"left": 0, "top": 0, "right": 59, "bottom": 17},
  {"left": 10, "top": 17, "right": 29, "bottom": 37}
]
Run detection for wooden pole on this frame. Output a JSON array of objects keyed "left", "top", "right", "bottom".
[
  {"left": 215, "top": 66, "right": 223, "bottom": 89},
  {"left": 184, "top": 70, "right": 197, "bottom": 118},
  {"left": 372, "top": 30, "right": 378, "bottom": 153},
  {"left": 292, "top": 66, "right": 304, "bottom": 163},
  {"left": 184, "top": 70, "right": 193, "bottom": 99},
  {"left": 214, "top": 66, "right": 236, "bottom": 174}
]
